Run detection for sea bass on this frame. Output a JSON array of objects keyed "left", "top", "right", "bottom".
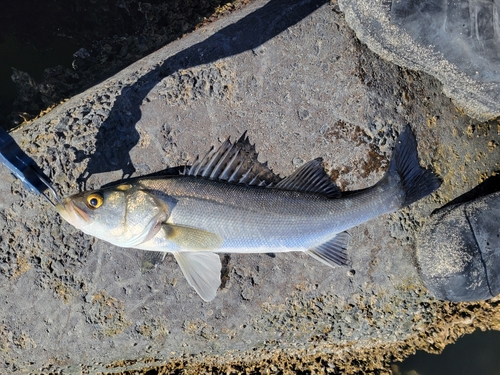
[{"left": 57, "top": 126, "right": 440, "bottom": 301}]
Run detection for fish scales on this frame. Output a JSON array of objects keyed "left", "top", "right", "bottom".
[
  {"left": 56, "top": 126, "right": 441, "bottom": 301},
  {"left": 136, "top": 176, "right": 402, "bottom": 253}
]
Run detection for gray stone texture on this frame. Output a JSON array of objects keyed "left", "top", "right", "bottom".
[
  {"left": 418, "top": 191, "right": 500, "bottom": 302},
  {"left": 0, "top": 0, "right": 499, "bottom": 373},
  {"left": 338, "top": 0, "right": 500, "bottom": 122}
]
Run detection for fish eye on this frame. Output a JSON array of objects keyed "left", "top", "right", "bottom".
[{"left": 86, "top": 193, "right": 104, "bottom": 209}]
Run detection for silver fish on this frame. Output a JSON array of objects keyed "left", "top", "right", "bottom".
[{"left": 57, "top": 126, "right": 440, "bottom": 301}]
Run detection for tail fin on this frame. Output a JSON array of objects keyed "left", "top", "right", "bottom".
[{"left": 388, "top": 125, "right": 441, "bottom": 207}]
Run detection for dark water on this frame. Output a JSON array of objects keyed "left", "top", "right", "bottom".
[
  {"left": 0, "top": 0, "right": 240, "bottom": 129},
  {"left": 392, "top": 330, "right": 500, "bottom": 375},
  {"left": 0, "top": 34, "right": 79, "bottom": 117}
]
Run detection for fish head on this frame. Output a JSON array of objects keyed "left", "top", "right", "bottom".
[
  {"left": 56, "top": 183, "right": 169, "bottom": 247},
  {"left": 56, "top": 185, "right": 129, "bottom": 237}
]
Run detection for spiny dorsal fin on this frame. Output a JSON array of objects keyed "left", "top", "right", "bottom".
[
  {"left": 274, "top": 158, "right": 342, "bottom": 198},
  {"left": 183, "top": 132, "right": 281, "bottom": 187},
  {"left": 306, "top": 231, "right": 350, "bottom": 267}
]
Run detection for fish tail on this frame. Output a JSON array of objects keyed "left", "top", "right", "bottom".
[{"left": 386, "top": 125, "right": 441, "bottom": 207}]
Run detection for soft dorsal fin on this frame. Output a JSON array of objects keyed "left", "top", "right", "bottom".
[
  {"left": 275, "top": 158, "right": 342, "bottom": 198},
  {"left": 182, "top": 132, "right": 282, "bottom": 187}
]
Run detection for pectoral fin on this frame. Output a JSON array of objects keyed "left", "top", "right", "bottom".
[
  {"left": 173, "top": 252, "right": 222, "bottom": 301},
  {"left": 306, "top": 231, "right": 350, "bottom": 267},
  {"left": 163, "top": 224, "right": 223, "bottom": 250}
]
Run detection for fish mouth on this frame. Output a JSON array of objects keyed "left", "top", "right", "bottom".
[{"left": 56, "top": 199, "right": 90, "bottom": 228}]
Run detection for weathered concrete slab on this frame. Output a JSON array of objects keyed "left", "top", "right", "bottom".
[{"left": 1, "top": 0, "right": 499, "bottom": 373}]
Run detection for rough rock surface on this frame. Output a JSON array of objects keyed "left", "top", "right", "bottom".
[
  {"left": 418, "top": 190, "right": 500, "bottom": 302},
  {"left": 338, "top": 0, "right": 500, "bottom": 122},
  {"left": 0, "top": 0, "right": 499, "bottom": 373}
]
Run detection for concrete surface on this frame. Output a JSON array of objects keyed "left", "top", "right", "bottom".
[{"left": 0, "top": 0, "right": 499, "bottom": 373}]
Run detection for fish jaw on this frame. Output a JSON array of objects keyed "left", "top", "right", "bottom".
[{"left": 56, "top": 198, "right": 92, "bottom": 231}]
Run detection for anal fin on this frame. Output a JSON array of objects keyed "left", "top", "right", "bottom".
[
  {"left": 173, "top": 252, "right": 222, "bottom": 301},
  {"left": 306, "top": 231, "right": 350, "bottom": 267}
]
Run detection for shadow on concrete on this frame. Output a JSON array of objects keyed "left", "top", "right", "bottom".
[
  {"left": 435, "top": 171, "right": 500, "bottom": 213},
  {"left": 76, "top": 0, "right": 328, "bottom": 187}
]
